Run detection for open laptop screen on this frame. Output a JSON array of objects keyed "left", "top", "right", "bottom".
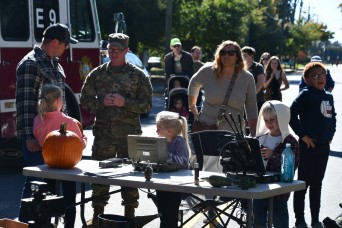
[{"left": 127, "top": 135, "right": 169, "bottom": 163}]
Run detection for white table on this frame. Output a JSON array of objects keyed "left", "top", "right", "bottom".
[{"left": 23, "top": 160, "right": 306, "bottom": 227}]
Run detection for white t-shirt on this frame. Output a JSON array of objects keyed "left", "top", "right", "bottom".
[{"left": 258, "top": 134, "right": 282, "bottom": 168}]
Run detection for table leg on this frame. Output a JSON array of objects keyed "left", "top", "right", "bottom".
[
  {"left": 246, "top": 199, "right": 252, "bottom": 228},
  {"left": 80, "top": 183, "right": 87, "bottom": 227},
  {"left": 54, "top": 180, "right": 61, "bottom": 225},
  {"left": 267, "top": 197, "right": 273, "bottom": 228}
]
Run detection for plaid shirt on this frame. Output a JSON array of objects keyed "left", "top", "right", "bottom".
[{"left": 15, "top": 45, "right": 66, "bottom": 140}]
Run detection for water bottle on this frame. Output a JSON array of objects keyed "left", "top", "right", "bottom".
[{"left": 281, "top": 143, "right": 294, "bottom": 183}]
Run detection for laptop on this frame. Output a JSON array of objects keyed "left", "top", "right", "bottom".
[{"left": 127, "top": 135, "right": 169, "bottom": 163}]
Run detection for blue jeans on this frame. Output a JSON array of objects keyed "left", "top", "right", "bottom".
[
  {"left": 253, "top": 198, "right": 289, "bottom": 228},
  {"left": 18, "top": 136, "right": 45, "bottom": 222}
]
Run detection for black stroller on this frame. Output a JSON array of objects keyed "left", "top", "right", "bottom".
[
  {"left": 165, "top": 75, "right": 192, "bottom": 125},
  {"left": 165, "top": 75, "right": 189, "bottom": 111}
]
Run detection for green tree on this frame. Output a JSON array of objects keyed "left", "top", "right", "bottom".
[
  {"left": 248, "top": 0, "right": 284, "bottom": 58},
  {"left": 283, "top": 19, "right": 334, "bottom": 66},
  {"left": 169, "top": 0, "right": 260, "bottom": 60}
]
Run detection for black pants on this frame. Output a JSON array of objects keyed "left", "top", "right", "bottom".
[
  {"left": 48, "top": 180, "right": 76, "bottom": 228},
  {"left": 294, "top": 140, "right": 330, "bottom": 226},
  {"left": 156, "top": 190, "right": 182, "bottom": 228}
]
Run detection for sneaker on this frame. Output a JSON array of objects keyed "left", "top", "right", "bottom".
[
  {"left": 312, "top": 222, "right": 324, "bottom": 228},
  {"left": 87, "top": 219, "right": 96, "bottom": 228},
  {"left": 295, "top": 222, "right": 308, "bottom": 228}
]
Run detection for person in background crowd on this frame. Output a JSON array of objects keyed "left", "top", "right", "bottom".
[
  {"left": 264, "top": 56, "right": 289, "bottom": 101},
  {"left": 299, "top": 55, "right": 335, "bottom": 92},
  {"left": 80, "top": 33, "right": 152, "bottom": 227},
  {"left": 170, "top": 97, "right": 189, "bottom": 119},
  {"left": 190, "top": 46, "right": 204, "bottom": 114},
  {"left": 16, "top": 23, "right": 78, "bottom": 225},
  {"left": 259, "top": 52, "right": 271, "bottom": 68},
  {"left": 290, "top": 62, "right": 336, "bottom": 228},
  {"left": 191, "top": 46, "right": 204, "bottom": 73},
  {"left": 173, "top": 79, "right": 182, "bottom": 89},
  {"left": 242, "top": 46, "right": 265, "bottom": 112},
  {"left": 164, "top": 38, "right": 193, "bottom": 82}
]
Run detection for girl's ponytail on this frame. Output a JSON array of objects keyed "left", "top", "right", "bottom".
[{"left": 37, "top": 84, "right": 62, "bottom": 119}]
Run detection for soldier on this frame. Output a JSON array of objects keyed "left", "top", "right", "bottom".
[{"left": 80, "top": 33, "right": 153, "bottom": 227}]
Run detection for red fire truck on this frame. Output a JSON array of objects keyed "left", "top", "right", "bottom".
[{"left": 0, "top": 0, "right": 101, "bottom": 168}]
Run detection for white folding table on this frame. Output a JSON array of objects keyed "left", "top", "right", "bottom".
[{"left": 23, "top": 160, "right": 306, "bottom": 228}]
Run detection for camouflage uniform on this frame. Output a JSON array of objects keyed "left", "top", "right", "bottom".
[{"left": 80, "top": 60, "right": 152, "bottom": 210}]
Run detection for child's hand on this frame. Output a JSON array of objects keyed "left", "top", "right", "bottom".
[
  {"left": 261, "top": 146, "right": 273, "bottom": 160},
  {"left": 302, "top": 135, "right": 316, "bottom": 148},
  {"left": 26, "top": 139, "right": 41, "bottom": 152}
]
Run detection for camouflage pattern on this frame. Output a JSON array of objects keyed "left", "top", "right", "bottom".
[{"left": 80, "top": 61, "right": 152, "bottom": 207}]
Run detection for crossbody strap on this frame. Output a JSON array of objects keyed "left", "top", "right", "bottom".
[{"left": 216, "top": 73, "right": 238, "bottom": 126}]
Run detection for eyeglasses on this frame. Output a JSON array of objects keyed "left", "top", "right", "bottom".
[
  {"left": 310, "top": 74, "right": 326, "bottom": 80},
  {"left": 262, "top": 57, "right": 270, "bottom": 61},
  {"left": 219, "top": 50, "right": 237, "bottom": 56},
  {"left": 108, "top": 48, "right": 123, "bottom": 54},
  {"left": 172, "top": 44, "right": 181, "bottom": 48}
]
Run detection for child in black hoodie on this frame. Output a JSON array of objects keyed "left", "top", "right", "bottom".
[{"left": 290, "top": 62, "right": 336, "bottom": 228}]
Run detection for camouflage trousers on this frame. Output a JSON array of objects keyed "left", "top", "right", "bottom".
[{"left": 91, "top": 134, "right": 139, "bottom": 208}]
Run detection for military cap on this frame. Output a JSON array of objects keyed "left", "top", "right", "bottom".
[{"left": 108, "top": 33, "right": 129, "bottom": 49}]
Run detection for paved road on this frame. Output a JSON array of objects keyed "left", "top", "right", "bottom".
[{"left": 1, "top": 65, "right": 341, "bottom": 227}]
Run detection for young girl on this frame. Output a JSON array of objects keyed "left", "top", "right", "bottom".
[
  {"left": 155, "top": 111, "right": 190, "bottom": 227},
  {"left": 33, "top": 84, "right": 87, "bottom": 228},
  {"left": 170, "top": 97, "right": 189, "bottom": 119},
  {"left": 254, "top": 100, "right": 299, "bottom": 228},
  {"left": 264, "top": 56, "right": 289, "bottom": 101}
]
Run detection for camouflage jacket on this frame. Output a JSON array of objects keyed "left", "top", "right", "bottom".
[{"left": 80, "top": 61, "right": 152, "bottom": 134}]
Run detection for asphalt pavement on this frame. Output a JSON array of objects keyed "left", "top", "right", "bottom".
[{"left": 1, "top": 65, "right": 342, "bottom": 227}]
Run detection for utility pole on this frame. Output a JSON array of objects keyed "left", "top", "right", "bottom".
[
  {"left": 165, "top": 0, "right": 173, "bottom": 55},
  {"left": 299, "top": 0, "right": 303, "bottom": 19}
]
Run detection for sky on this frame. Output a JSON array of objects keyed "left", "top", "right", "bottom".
[{"left": 296, "top": 0, "right": 342, "bottom": 43}]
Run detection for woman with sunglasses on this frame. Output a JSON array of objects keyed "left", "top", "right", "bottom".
[
  {"left": 188, "top": 40, "right": 258, "bottom": 136},
  {"left": 264, "top": 56, "right": 289, "bottom": 101},
  {"left": 259, "top": 52, "right": 271, "bottom": 68}
]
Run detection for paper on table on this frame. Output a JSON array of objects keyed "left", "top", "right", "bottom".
[{"left": 83, "top": 164, "right": 134, "bottom": 177}]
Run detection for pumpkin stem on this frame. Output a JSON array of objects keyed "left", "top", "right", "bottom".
[{"left": 60, "top": 123, "right": 67, "bottom": 134}]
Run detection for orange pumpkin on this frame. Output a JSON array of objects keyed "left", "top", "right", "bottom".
[{"left": 42, "top": 123, "right": 83, "bottom": 169}]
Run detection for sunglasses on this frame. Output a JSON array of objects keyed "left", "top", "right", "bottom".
[
  {"left": 219, "top": 50, "right": 237, "bottom": 56},
  {"left": 310, "top": 74, "right": 326, "bottom": 80},
  {"left": 172, "top": 44, "right": 181, "bottom": 48},
  {"left": 262, "top": 57, "right": 270, "bottom": 61},
  {"left": 108, "top": 48, "right": 123, "bottom": 54}
]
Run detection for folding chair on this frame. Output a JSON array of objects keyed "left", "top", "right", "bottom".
[{"left": 179, "top": 130, "right": 247, "bottom": 227}]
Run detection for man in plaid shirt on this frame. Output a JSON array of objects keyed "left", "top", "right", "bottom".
[{"left": 15, "top": 23, "right": 77, "bottom": 225}]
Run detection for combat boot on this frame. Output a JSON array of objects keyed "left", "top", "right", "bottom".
[
  {"left": 124, "top": 205, "right": 135, "bottom": 220},
  {"left": 87, "top": 205, "right": 104, "bottom": 228}
]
